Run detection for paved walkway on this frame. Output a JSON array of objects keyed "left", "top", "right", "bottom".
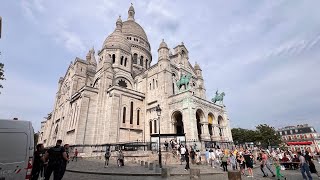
[{"left": 66, "top": 158, "right": 224, "bottom": 175}]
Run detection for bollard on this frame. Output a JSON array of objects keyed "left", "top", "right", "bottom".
[
  {"left": 190, "top": 169, "right": 200, "bottom": 180},
  {"left": 155, "top": 164, "right": 160, "bottom": 173},
  {"left": 141, "top": 161, "right": 144, "bottom": 166},
  {"left": 161, "top": 168, "right": 171, "bottom": 178},
  {"left": 149, "top": 163, "right": 154, "bottom": 170},
  {"left": 228, "top": 171, "right": 241, "bottom": 180},
  {"left": 145, "top": 162, "right": 148, "bottom": 168}
]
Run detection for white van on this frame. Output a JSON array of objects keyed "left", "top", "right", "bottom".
[{"left": 0, "top": 119, "right": 34, "bottom": 180}]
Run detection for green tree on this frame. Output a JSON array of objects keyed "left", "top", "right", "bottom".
[
  {"left": 0, "top": 62, "right": 4, "bottom": 93},
  {"left": 231, "top": 124, "right": 282, "bottom": 148},
  {"left": 256, "top": 124, "right": 281, "bottom": 148}
]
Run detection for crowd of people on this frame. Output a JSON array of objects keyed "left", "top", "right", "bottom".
[{"left": 165, "top": 140, "right": 320, "bottom": 180}]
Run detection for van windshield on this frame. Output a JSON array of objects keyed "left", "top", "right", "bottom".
[{"left": 0, "top": 133, "right": 28, "bottom": 163}]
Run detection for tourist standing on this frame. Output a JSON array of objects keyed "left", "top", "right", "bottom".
[
  {"left": 44, "top": 140, "right": 69, "bottom": 180},
  {"left": 205, "top": 149, "right": 210, "bottom": 165},
  {"left": 298, "top": 151, "right": 313, "bottom": 180},
  {"left": 117, "top": 150, "right": 124, "bottom": 167},
  {"left": 184, "top": 148, "right": 190, "bottom": 171},
  {"left": 105, "top": 148, "right": 111, "bottom": 167},
  {"left": 305, "top": 151, "right": 320, "bottom": 178},
  {"left": 72, "top": 149, "right": 78, "bottom": 162},
  {"left": 180, "top": 145, "right": 186, "bottom": 165}
]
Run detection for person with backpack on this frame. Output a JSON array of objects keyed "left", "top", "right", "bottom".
[
  {"left": 44, "top": 140, "right": 69, "bottom": 180},
  {"left": 105, "top": 148, "right": 111, "bottom": 168}
]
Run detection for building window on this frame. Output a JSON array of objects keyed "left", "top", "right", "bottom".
[
  {"left": 140, "top": 56, "right": 144, "bottom": 66},
  {"left": 130, "top": 102, "right": 133, "bottom": 124},
  {"left": 150, "top": 83, "right": 151, "bottom": 90},
  {"left": 124, "top": 58, "right": 127, "bottom": 67},
  {"left": 133, "top": 53, "right": 138, "bottom": 64},
  {"left": 154, "top": 120, "right": 157, "bottom": 133},
  {"left": 172, "top": 83, "right": 175, "bottom": 94},
  {"left": 122, "top": 107, "right": 126, "bottom": 123},
  {"left": 156, "top": 80, "right": 158, "bottom": 88},
  {"left": 137, "top": 110, "right": 140, "bottom": 125},
  {"left": 112, "top": 54, "right": 115, "bottom": 64},
  {"left": 145, "top": 59, "right": 148, "bottom": 68},
  {"left": 153, "top": 79, "right": 155, "bottom": 89},
  {"left": 149, "top": 121, "right": 152, "bottom": 134},
  {"left": 120, "top": 56, "right": 124, "bottom": 65}
]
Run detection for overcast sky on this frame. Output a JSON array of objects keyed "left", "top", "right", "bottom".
[{"left": 0, "top": 0, "right": 319, "bottom": 132}]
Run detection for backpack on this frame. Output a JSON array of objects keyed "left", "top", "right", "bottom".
[
  {"left": 49, "top": 146, "right": 63, "bottom": 165},
  {"left": 105, "top": 151, "right": 111, "bottom": 158}
]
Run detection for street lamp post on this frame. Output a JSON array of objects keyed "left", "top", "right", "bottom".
[{"left": 156, "top": 104, "right": 162, "bottom": 168}]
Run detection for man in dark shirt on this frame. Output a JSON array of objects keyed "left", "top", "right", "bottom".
[
  {"left": 60, "top": 144, "right": 70, "bottom": 178},
  {"left": 44, "top": 140, "right": 69, "bottom": 180},
  {"left": 243, "top": 150, "right": 254, "bottom": 177},
  {"left": 31, "top": 144, "right": 44, "bottom": 180}
]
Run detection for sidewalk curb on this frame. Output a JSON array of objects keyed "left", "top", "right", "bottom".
[{"left": 66, "top": 169, "right": 225, "bottom": 176}]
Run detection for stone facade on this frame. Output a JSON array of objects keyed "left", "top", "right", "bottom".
[{"left": 39, "top": 5, "right": 233, "bottom": 150}]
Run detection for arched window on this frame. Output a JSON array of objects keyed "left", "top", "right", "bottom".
[
  {"left": 122, "top": 107, "right": 126, "bottom": 123},
  {"left": 153, "top": 79, "right": 155, "bottom": 89},
  {"left": 133, "top": 53, "right": 138, "bottom": 64},
  {"left": 124, "top": 58, "right": 127, "bottom": 67},
  {"left": 154, "top": 120, "right": 157, "bottom": 133},
  {"left": 140, "top": 56, "right": 144, "bottom": 66},
  {"left": 145, "top": 59, "right": 148, "bottom": 68},
  {"left": 137, "top": 110, "right": 140, "bottom": 125},
  {"left": 149, "top": 121, "right": 152, "bottom": 134},
  {"left": 156, "top": 80, "right": 158, "bottom": 88},
  {"left": 120, "top": 56, "right": 124, "bottom": 65},
  {"left": 112, "top": 54, "right": 115, "bottom": 64},
  {"left": 130, "top": 102, "right": 133, "bottom": 124}
]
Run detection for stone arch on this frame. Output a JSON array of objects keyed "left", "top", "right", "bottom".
[
  {"left": 171, "top": 111, "right": 184, "bottom": 134},
  {"left": 208, "top": 113, "right": 215, "bottom": 136},
  {"left": 218, "top": 115, "right": 224, "bottom": 137},
  {"left": 196, "top": 109, "right": 205, "bottom": 140}
]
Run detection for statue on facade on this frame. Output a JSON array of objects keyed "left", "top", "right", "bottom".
[
  {"left": 212, "top": 90, "right": 225, "bottom": 105},
  {"left": 176, "top": 73, "right": 191, "bottom": 90}
]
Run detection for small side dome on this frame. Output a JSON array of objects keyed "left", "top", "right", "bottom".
[
  {"left": 159, "top": 39, "right": 168, "bottom": 49},
  {"left": 102, "top": 16, "right": 131, "bottom": 52},
  {"left": 194, "top": 62, "right": 201, "bottom": 70},
  {"left": 103, "top": 31, "right": 131, "bottom": 53}
]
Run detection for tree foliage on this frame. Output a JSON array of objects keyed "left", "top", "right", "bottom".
[
  {"left": 0, "top": 62, "right": 4, "bottom": 93},
  {"left": 231, "top": 124, "right": 281, "bottom": 148}
]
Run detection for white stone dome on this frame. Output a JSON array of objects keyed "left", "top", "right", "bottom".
[
  {"left": 122, "top": 20, "right": 148, "bottom": 41},
  {"left": 103, "top": 31, "right": 131, "bottom": 53}
]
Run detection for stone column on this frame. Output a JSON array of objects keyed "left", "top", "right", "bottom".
[{"left": 200, "top": 122, "right": 210, "bottom": 141}]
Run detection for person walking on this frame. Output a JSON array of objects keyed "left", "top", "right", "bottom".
[
  {"left": 72, "top": 149, "right": 78, "bottom": 162},
  {"left": 31, "top": 144, "right": 44, "bottom": 180},
  {"left": 180, "top": 145, "right": 186, "bottom": 165},
  {"left": 205, "top": 149, "right": 210, "bottom": 165},
  {"left": 60, "top": 144, "right": 70, "bottom": 179},
  {"left": 184, "top": 148, "right": 190, "bottom": 171},
  {"left": 104, "top": 148, "right": 111, "bottom": 168},
  {"left": 44, "top": 140, "right": 69, "bottom": 180},
  {"left": 117, "top": 150, "right": 124, "bottom": 167},
  {"left": 229, "top": 152, "right": 237, "bottom": 170},
  {"left": 298, "top": 151, "right": 313, "bottom": 180},
  {"left": 221, "top": 153, "right": 228, "bottom": 172},
  {"left": 274, "top": 158, "right": 287, "bottom": 180},
  {"left": 243, "top": 150, "right": 254, "bottom": 178},
  {"left": 305, "top": 151, "right": 320, "bottom": 178}
]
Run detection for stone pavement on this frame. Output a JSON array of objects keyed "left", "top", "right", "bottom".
[
  {"left": 66, "top": 158, "right": 224, "bottom": 175},
  {"left": 65, "top": 158, "right": 320, "bottom": 180}
]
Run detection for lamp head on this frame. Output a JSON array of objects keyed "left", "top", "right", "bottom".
[{"left": 156, "top": 104, "right": 162, "bottom": 116}]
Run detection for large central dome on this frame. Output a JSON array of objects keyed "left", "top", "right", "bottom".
[{"left": 122, "top": 20, "right": 148, "bottom": 41}]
